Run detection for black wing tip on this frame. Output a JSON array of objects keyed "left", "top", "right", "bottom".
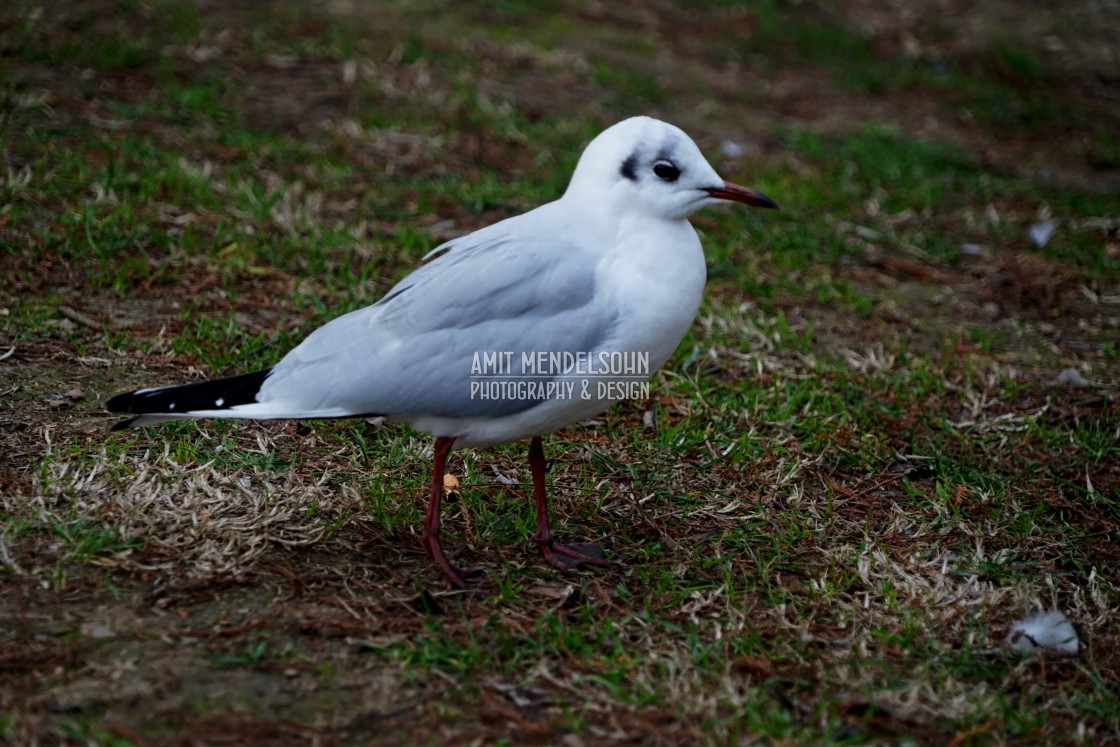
[
  {"left": 104, "top": 368, "right": 272, "bottom": 417},
  {"left": 106, "top": 390, "right": 141, "bottom": 413},
  {"left": 110, "top": 416, "right": 141, "bottom": 431},
  {"left": 106, "top": 388, "right": 147, "bottom": 430}
]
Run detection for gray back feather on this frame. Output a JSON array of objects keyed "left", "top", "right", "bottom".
[{"left": 260, "top": 232, "right": 613, "bottom": 418}]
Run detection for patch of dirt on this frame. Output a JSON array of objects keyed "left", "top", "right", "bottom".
[{"left": 3, "top": 0, "right": 1119, "bottom": 744}]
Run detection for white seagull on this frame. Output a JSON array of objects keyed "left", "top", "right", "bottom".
[{"left": 107, "top": 116, "right": 778, "bottom": 588}]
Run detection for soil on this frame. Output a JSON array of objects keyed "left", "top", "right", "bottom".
[{"left": 2, "top": 1, "right": 1118, "bottom": 744}]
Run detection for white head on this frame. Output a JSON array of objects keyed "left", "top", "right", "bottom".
[{"left": 563, "top": 116, "right": 777, "bottom": 221}]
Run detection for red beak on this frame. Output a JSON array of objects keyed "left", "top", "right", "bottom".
[{"left": 704, "top": 181, "right": 779, "bottom": 210}]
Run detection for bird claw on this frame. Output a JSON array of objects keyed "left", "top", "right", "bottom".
[
  {"left": 422, "top": 533, "right": 469, "bottom": 590},
  {"left": 540, "top": 541, "right": 610, "bottom": 570}
]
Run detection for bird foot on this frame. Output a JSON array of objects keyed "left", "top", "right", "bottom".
[
  {"left": 421, "top": 533, "right": 469, "bottom": 590},
  {"left": 539, "top": 541, "right": 610, "bottom": 571}
]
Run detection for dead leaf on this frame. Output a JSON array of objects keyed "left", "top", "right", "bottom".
[{"left": 527, "top": 583, "right": 574, "bottom": 600}]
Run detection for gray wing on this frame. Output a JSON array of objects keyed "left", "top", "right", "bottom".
[{"left": 258, "top": 233, "right": 614, "bottom": 418}]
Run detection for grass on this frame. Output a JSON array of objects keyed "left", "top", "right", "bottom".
[{"left": 2, "top": 0, "right": 1118, "bottom": 744}]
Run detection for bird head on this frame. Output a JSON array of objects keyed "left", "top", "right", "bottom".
[{"left": 564, "top": 116, "right": 778, "bottom": 222}]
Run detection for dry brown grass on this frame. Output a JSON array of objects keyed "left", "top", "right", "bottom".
[{"left": 3, "top": 0, "right": 1119, "bottom": 744}]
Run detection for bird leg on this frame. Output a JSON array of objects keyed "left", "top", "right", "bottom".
[
  {"left": 528, "top": 436, "right": 608, "bottom": 570},
  {"left": 420, "top": 436, "right": 468, "bottom": 589}
]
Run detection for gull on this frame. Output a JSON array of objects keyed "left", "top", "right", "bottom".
[{"left": 107, "top": 116, "right": 778, "bottom": 588}]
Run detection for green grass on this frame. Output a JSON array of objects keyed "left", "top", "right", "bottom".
[{"left": 2, "top": 0, "right": 1118, "bottom": 744}]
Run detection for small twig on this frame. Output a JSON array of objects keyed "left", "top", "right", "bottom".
[
  {"left": 331, "top": 594, "right": 366, "bottom": 622},
  {"left": 59, "top": 305, "right": 103, "bottom": 330},
  {"left": 620, "top": 489, "right": 683, "bottom": 551},
  {"left": 0, "top": 528, "right": 26, "bottom": 576},
  {"left": 340, "top": 684, "right": 461, "bottom": 732},
  {"left": 175, "top": 619, "right": 271, "bottom": 639},
  {"left": 0, "top": 346, "right": 14, "bottom": 362},
  {"left": 948, "top": 717, "right": 1002, "bottom": 747}
]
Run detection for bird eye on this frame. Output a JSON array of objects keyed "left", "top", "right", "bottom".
[{"left": 653, "top": 161, "right": 680, "bottom": 182}]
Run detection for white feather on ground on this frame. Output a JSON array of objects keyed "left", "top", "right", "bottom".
[{"left": 1006, "top": 610, "right": 1081, "bottom": 654}]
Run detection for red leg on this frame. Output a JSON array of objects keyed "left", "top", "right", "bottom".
[
  {"left": 420, "top": 436, "right": 468, "bottom": 589},
  {"left": 528, "top": 436, "right": 608, "bottom": 570}
]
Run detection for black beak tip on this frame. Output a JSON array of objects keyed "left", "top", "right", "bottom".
[{"left": 705, "top": 183, "right": 780, "bottom": 211}]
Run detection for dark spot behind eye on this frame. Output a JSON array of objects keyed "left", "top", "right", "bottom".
[
  {"left": 619, "top": 153, "right": 638, "bottom": 181},
  {"left": 653, "top": 161, "right": 680, "bottom": 181}
]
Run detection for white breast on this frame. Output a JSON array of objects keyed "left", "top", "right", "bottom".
[{"left": 402, "top": 213, "right": 707, "bottom": 449}]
